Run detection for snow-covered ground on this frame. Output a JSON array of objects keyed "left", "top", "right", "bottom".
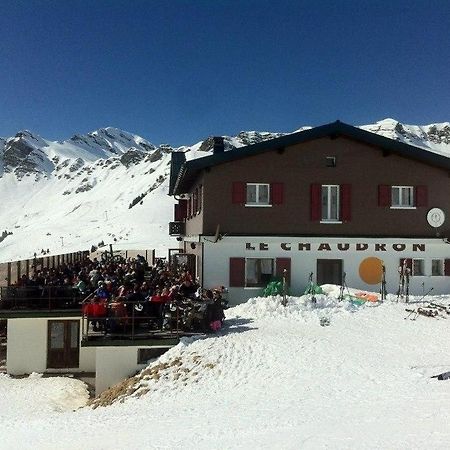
[{"left": 1, "top": 289, "right": 450, "bottom": 449}]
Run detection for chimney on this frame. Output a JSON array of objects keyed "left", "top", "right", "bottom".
[{"left": 212, "top": 136, "right": 224, "bottom": 154}]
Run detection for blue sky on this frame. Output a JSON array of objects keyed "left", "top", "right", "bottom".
[{"left": 0, "top": 0, "right": 448, "bottom": 146}]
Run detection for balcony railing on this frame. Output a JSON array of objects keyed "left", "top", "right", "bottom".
[
  {"left": 169, "top": 221, "right": 185, "bottom": 236},
  {"left": 81, "top": 298, "right": 223, "bottom": 344},
  {"left": 0, "top": 286, "right": 83, "bottom": 313}
]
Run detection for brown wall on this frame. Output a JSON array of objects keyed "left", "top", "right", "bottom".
[
  {"left": 185, "top": 174, "right": 205, "bottom": 237},
  {"left": 193, "top": 136, "right": 450, "bottom": 238}
]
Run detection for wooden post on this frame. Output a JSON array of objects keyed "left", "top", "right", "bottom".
[
  {"left": 7, "top": 262, "right": 11, "bottom": 286},
  {"left": 17, "top": 261, "right": 21, "bottom": 282},
  {"left": 152, "top": 249, "right": 155, "bottom": 266}
]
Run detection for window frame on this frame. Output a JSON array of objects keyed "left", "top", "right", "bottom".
[
  {"left": 391, "top": 186, "right": 415, "bottom": 209},
  {"left": 412, "top": 258, "right": 425, "bottom": 276},
  {"left": 320, "top": 184, "right": 341, "bottom": 223},
  {"left": 245, "top": 183, "right": 271, "bottom": 207},
  {"left": 431, "top": 259, "right": 444, "bottom": 277},
  {"left": 245, "top": 257, "right": 274, "bottom": 288}
]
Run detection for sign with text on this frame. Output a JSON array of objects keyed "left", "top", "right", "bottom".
[{"left": 245, "top": 242, "right": 426, "bottom": 252}]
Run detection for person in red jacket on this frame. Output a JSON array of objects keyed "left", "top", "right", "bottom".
[{"left": 149, "top": 289, "right": 169, "bottom": 330}]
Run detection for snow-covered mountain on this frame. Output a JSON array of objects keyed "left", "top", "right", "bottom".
[{"left": 0, "top": 119, "right": 448, "bottom": 263}]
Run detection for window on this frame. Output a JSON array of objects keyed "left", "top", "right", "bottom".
[
  {"left": 391, "top": 186, "right": 414, "bottom": 208},
  {"left": 432, "top": 259, "right": 444, "bottom": 276},
  {"left": 326, "top": 156, "right": 336, "bottom": 167},
  {"left": 321, "top": 185, "right": 340, "bottom": 221},
  {"left": 412, "top": 259, "right": 425, "bottom": 276},
  {"left": 246, "top": 183, "right": 270, "bottom": 206},
  {"left": 137, "top": 348, "right": 169, "bottom": 364},
  {"left": 246, "top": 258, "right": 274, "bottom": 287}
]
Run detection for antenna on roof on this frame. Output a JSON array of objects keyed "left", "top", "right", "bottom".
[{"left": 204, "top": 224, "right": 227, "bottom": 243}]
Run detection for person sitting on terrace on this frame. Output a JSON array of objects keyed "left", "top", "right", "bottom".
[
  {"left": 179, "top": 279, "right": 197, "bottom": 299},
  {"left": 75, "top": 276, "right": 88, "bottom": 295},
  {"left": 109, "top": 296, "right": 128, "bottom": 333},
  {"left": 95, "top": 281, "right": 110, "bottom": 300}
]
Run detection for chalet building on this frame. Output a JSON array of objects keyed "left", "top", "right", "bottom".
[{"left": 169, "top": 121, "right": 450, "bottom": 304}]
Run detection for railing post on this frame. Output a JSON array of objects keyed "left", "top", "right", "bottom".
[
  {"left": 7, "top": 263, "right": 11, "bottom": 286},
  {"left": 131, "top": 302, "right": 135, "bottom": 340}
]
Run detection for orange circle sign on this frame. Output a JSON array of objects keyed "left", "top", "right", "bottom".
[{"left": 359, "top": 257, "right": 383, "bottom": 284}]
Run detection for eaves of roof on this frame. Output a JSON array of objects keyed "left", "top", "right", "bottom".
[{"left": 172, "top": 120, "right": 450, "bottom": 195}]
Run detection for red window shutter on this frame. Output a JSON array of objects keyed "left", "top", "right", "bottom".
[
  {"left": 415, "top": 186, "right": 428, "bottom": 207},
  {"left": 232, "top": 182, "right": 246, "bottom": 204},
  {"left": 340, "top": 184, "right": 351, "bottom": 222},
  {"left": 270, "top": 183, "right": 284, "bottom": 205},
  {"left": 229, "top": 258, "right": 245, "bottom": 287},
  {"left": 310, "top": 184, "right": 321, "bottom": 221},
  {"left": 174, "top": 203, "right": 181, "bottom": 222},
  {"left": 179, "top": 200, "right": 187, "bottom": 220},
  {"left": 198, "top": 185, "right": 203, "bottom": 212},
  {"left": 193, "top": 189, "right": 198, "bottom": 214},
  {"left": 276, "top": 258, "right": 291, "bottom": 286},
  {"left": 445, "top": 260, "right": 450, "bottom": 276},
  {"left": 378, "top": 185, "right": 390, "bottom": 207}
]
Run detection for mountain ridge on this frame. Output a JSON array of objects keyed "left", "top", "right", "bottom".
[{"left": 0, "top": 118, "right": 448, "bottom": 263}]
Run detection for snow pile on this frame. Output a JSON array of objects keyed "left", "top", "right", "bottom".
[{"left": 0, "top": 373, "right": 89, "bottom": 419}]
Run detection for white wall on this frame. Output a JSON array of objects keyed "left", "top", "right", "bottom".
[
  {"left": 202, "top": 236, "right": 450, "bottom": 304},
  {"left": 94, "top": 345, "right": 171, "bottom": 395},
  {"left": 7, "top": 317, "right": 95, "bottom": 375},
  {"left": 7, "top": 318, "right": 48, "bottom": 375}
]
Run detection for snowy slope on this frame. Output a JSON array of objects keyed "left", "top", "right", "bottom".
[
  {"left": 2, "top": 292, "right": 450, "bottom": 449},
  {"left": 0, "top": 119, "right": 449, "bottom": 263}
]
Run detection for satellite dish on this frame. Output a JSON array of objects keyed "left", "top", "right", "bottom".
[{"left": 427, "top": 208, "right": 445, "bottom": 228}]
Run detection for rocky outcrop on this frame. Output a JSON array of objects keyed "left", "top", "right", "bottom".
[{"left": 120, "top": 148, "right": 146, "bottom": 168}]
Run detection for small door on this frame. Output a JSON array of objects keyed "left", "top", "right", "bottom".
[
  {"left": 172, "top": 253, "right": 196, "bottom": 279},
  {"left": 47, "top": 320, "right": 80, "bottom": 369},
  {"left": 317, "top": 259, "right": 343, "bottom": 285}
]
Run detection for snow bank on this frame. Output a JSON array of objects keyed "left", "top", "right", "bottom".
[
  {"left": 0, "top": 373, "right": 89, "bottom": 420},
  {"left": 230, "top": 292, "right": 356, "bottom": 322}
]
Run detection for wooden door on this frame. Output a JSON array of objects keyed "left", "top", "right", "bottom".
[
  {"left": 317, "top": 259, "right": 343, "bottom": 286},
  {"left": 47, "top": 320, "right": 80, "bottom": 369}
]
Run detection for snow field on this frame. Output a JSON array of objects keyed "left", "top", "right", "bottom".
[{"left": 1, "top": 292, "right": 450, "bottom": 449}]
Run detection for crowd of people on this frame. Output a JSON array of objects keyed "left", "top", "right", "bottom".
[{"left": 9, "top": 254, "right": 227, "bottom": 334}]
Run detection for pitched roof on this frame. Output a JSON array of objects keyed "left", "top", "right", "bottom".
[{"left": 170, "top": 120, "right": 450, "bottom": 195}]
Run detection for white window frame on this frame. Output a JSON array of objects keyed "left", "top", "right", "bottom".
[
  {"left": 321, "top": 184, "right": 341, "bottom": 223},
  {"left": 431, "top": 259, "right": 444, "bottom": 276},
  {"left": 245, "top": 183, "right": 271, "bottom": 207},
  {"left": 391, "top": 186, "right": 415, "bottom": 209},
  {"left": 412, "top": 258, "right": 425, "bottom": 276},
  {"left": 245, "top": 257, "right": 274, "bottom": 288}
]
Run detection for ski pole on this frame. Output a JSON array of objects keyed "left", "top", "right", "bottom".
[{"left": 416, "top": 287, "right": 434, "bottom": 303}]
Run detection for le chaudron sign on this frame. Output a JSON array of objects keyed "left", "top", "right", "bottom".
[{"left": 245, "top": 242, "right": 426, "bottom": 252}]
